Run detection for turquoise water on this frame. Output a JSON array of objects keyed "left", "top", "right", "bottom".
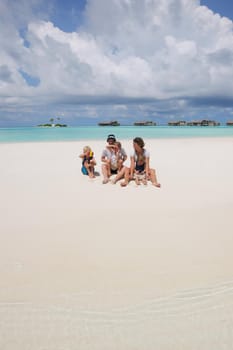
[{"left": 0, "top": 126, "right": 233, "bottom": 143}]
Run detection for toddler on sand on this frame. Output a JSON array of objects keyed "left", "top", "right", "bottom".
[{"left": 79, "top": 146, "right": 96, "bottom": 178}]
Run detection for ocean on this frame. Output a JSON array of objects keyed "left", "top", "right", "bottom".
[{"left": 0, "top": 125, "right": 233, "bottom": 143}]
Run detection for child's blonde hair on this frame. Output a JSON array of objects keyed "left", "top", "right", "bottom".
[
  {"left": 115, "top": 141, "right": 121, "bottom": 148},
  {"left": 83, "top": 146, "right": 91, "bottom": 153}
]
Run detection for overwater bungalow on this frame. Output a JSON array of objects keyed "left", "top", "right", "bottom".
[
  {"left": 187, "top": 120, "right": 220, "bottom": 126},
  {"left": 226, "top": 121, "right": 233, "bottom": 126},
  {"left": 168, "top": 121, "right": 186, "bottom": 126},
  {"left": 98, "top": 120, "right": 120, "bottom": 126},
  {"left": 134, "top": 121, "right": 156, "bottom": 126}
]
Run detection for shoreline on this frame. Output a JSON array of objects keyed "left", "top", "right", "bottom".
[
  {"left": 1, "top": 126, "right": 233, "bottom": 144},
  {"left": 1, "top": 134, "right": 233, "bottom": 146}
]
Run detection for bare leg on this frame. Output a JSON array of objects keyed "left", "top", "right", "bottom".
[
  {"left": 117, "top": 160, "right": 123, "bottom": 172},
  {"left": 149, "top": 168, "right": 161, "bottom": 187},
  {"left": 84, "top": 161, "right": 95, "bottom": 178},
  {"left": 135, "top": 174, "right": 140, "bottom": 185},
  {"left": 89, "top": 166, "right": 95, "bottom": 178},
  {"left": 142, "top": 174, "right": 147, "bottom": 185},
  {"left": 120, "top": 167, "right": 130, "bottom": 187},
  {"left": 89, "top": 160, "right": 96, "bottom": 178},
  {"left": 112, "top": 167, "right": 126, "bottom": 184},
  {"left": 101, "top": 163, "right": 109, "bottom": 184}
]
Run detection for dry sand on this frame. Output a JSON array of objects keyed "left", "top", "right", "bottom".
[{"left": 0, "top": 137, "right": 233, "bottom": 349}]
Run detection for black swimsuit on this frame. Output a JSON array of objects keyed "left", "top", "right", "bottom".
[
  {"left": 135, "top": 163, "right": 145, "bottom": 173},
  {"left": 135, "top": 152, "right": 146, "bottom": 173}
]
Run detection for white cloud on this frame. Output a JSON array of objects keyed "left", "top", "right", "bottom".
[{"left": 1, "top": 0, "right": 233, "bottom": 125}]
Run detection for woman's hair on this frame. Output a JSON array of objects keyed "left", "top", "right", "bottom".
[{"left": 133, "top": 137, "right": 145, "bottom": 148}]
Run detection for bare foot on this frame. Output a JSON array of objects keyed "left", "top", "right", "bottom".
[
  {"left": 120, "top": 181, "right": 128, "bottom": 187},
  {"left": 152, "top": 182, "right": 161, "bottom": 188},
  {"left": 102, "top": 178, "right": 109, "bottom": 184}
]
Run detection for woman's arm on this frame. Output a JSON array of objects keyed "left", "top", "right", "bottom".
[
  {"left": 145, "top": 157, "right": 150, "bottom": 178},
  {"left": 129, "top": 156, "right": 135, "bottom": 178}
]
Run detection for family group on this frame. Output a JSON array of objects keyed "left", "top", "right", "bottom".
[{"left": 79, "top": 134, "right": 161, "bottom": 188}]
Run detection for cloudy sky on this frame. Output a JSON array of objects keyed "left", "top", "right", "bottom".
[{"left": 1, "top": 0, "right": 233, "bottom": 126}]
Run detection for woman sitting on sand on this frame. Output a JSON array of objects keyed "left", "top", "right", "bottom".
[
  {"left": 121, "top": 137, "right": 161, "bottom": 187},
  {"left": 79, "top": 146, "right": 96, "bottom": 179}
]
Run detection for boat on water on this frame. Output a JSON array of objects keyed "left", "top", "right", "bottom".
[{"left": 98, "top": 121, "right": 120, "bottom": 126}]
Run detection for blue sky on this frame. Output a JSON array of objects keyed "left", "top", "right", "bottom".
[
  {"left": 50, "top": 0, "right": 86, "bottom": 32},
  {"left": 201, "top": 1, "right": 233, "bottom": 20},
  {"left": 53, "top": 1, "right": 233, "bottom": 33},
  {"left": 1, "top": 0, "right": 233, "bottom": 126}
]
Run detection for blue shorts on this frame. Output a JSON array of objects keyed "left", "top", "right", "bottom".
[{"left": 81, "top": 166, "right": 88, "bottom": 175}]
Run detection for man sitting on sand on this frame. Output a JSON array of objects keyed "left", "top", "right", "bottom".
[
  {"left": 101, "top": 134, "right": 127, "bottom": 184},
  {"left": 121, "top": 137, "right": 161, "bottom": 187}
]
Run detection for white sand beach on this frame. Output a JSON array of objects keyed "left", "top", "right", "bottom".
[{"left": 0, "top": 137, "right": 233, "bottom": 349}]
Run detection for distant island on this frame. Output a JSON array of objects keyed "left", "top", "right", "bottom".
[
  {"left": 37, "top": 118, "right": 67, "bottom": 128},
  {"left": 98, "top": 121, "right": 120, "bottom": 126},
  {"left": 37, "top": 123, "right": 67, "bottom": 127}
]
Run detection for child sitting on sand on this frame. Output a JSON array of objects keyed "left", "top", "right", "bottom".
[
  {"left": 114, "top": 141, "right": 126, "bottom": 172},
  {"left": 79, "top": 146, "right": 96, "bottom": 178},
  {"left": 105, "top": 141, "right": 126, "bottom": 174},
  {"left": 101, "top": 135, "right": 128, "bottom": 184},
  {"left": 134, "top": 170, "right": 148, "bottom": 186}
]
